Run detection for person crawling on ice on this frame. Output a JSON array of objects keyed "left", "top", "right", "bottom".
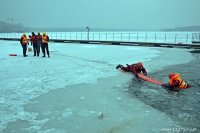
[
  {"left": 162, "top": 73, "right": 191, "bottom": 92},
  {"left": 116, "top": 62, "right": 147, "bottom": 77}
]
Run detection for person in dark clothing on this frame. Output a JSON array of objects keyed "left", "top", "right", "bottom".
[
  {"left": 37, "top": 32, "right": 42, "bottom": 54},
  {"left": 42, "top": 32, "right": 50, "bottom": 58},
  {"left": 116, "top": 62, "right": 147, "bottom": 77},
  {"left": 20, "top": 33, "right": 29, "bottom": 57},
  {"left": 30, "top": 32, "right": 39, "bottom": 56}
]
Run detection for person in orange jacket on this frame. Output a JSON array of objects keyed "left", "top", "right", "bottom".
[
  {"left": 20, "top": 33, "right": 29, "bottom": 57},
  {"left": 42, "top": 32, "right": 50, "bottom": 58},
  {"left": 162, "top": 73, "right": 191, "bottom": 92}
]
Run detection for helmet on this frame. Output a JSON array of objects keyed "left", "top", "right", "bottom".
[
  {"left": 137, "top": 62, "right": 143, "bottom": 67},
  {"left": 168, "top": 73, "right": 175, "bottom": 79},
  {"left": 23, "top": 33, "right": 26, "bottom": 36}
]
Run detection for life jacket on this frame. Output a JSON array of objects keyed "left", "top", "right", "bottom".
[
  {"left": 42, "top": 35, "right": 48, "bottom": 44},
  {"left": 21, "top": 36, "right": 28, "bottom": 45},
  {"left": 169, "top": 74, "right": 188, "bottom": 89}
]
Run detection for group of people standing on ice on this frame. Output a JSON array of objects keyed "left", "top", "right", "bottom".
[{"left": 20, "top": 32, "right": 50, "bottom": 58}]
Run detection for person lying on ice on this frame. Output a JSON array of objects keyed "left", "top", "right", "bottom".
[
  {"left": 162, "top": 73, "right": 191, "bottom": 92},
  {"left": 116, "top": 62, "right": 147, "bottom": 77}
]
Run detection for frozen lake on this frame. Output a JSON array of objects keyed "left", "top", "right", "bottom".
[{"left": 0, "top": 40, "right": 197, "bottom": 133}]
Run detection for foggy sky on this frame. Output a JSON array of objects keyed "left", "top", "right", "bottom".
[{"left": 0, "top": 0, "right": 200, "bottom": 30}]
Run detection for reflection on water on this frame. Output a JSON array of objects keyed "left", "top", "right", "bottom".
[{"left": 127, "top": 53, "right": 200, "bottom": 131}]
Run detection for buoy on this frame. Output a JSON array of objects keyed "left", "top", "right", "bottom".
[{"left": 9, "top": 54, "right": 17, "bottom": 56}]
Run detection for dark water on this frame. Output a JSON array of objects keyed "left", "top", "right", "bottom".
[{"left": 127, "top": 52, "right": 200, "bottom": 132}]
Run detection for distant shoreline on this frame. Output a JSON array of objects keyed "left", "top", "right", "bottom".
[{"left": 1, "top": 21, "right": 200, "bottom": 33}]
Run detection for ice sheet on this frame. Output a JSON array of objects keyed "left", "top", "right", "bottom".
[{"left": 0, "top": 41, "right": 194, "bottom": 132}]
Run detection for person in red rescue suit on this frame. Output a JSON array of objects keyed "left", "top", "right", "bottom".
[
  {"left": 116, "top": 62, "right": 147, "bottom": 77},
  {"left": 42, "top": 33, "right": 50, "bottom": 58},
  {"left": 37, "top": 32, "right": 42, "bottom": 55},
  {"left": 30, "top": 32, "right": 40, "bottom": 56},
  {"left": 20, "top": 33, "right": 29, "bottom": 57},
  {"left": 161, "top": 73, "right": 191, "bottom": 92}
]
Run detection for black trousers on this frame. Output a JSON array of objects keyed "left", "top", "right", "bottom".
[
  {"left": 37, "top": 43, "right": 41, "bottom": 54},
  {"left": 22, "top": 44, "right": 27, "bottom": 57},
  {"left": 42, "top": 43, "right": 50, "bottom": 57},
  {"left": 33, "top": 43, "right": 39, "bottom": 56}
]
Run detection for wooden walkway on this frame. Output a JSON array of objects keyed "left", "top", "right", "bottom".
[{"left": 0, "top": 38, "right": 200, "bottom": 49}]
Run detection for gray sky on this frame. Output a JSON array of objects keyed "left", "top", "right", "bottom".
[{"left": 0, "top": 0, "right": 200, "bottom": 30}]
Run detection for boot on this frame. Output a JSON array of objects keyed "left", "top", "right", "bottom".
[{"left": 116, "top": 64, "right": 123, "bottom": 69}]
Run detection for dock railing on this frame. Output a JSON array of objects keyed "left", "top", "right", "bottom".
[
  {"left": 192, "top": 33, "right": 200, "bottom": 43},
  {"left": 0, "top": 32, "right": 199, "bottom": 45}
]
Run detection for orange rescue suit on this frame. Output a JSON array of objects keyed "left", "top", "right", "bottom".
[
  {"left": 169, "top": 73, "right": 188, "bottom": 89},
  {"left": 21, "top": 36, "right": 28, "bottom": 45},
  {"left": 42, "top": 35, "right": 48, "bottom": 44}
]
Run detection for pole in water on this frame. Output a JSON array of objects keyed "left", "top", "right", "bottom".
[{"left": 86, "top": 26, "right": 90, "bottom": 40}]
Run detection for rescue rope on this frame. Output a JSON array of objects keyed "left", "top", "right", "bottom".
[{"left": 51, "top": 45, "right": 114, "bottom": 67}]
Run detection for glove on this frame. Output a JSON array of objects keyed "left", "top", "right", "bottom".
[
  {"left": 187, "top": 84, "right": 191, "bottom": 88},
  {"left": 161, "top": 83, "right": 169, "bottom": 88},
  {"left": 143, "top": 72, "right": 147, "bottom": 76}
]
